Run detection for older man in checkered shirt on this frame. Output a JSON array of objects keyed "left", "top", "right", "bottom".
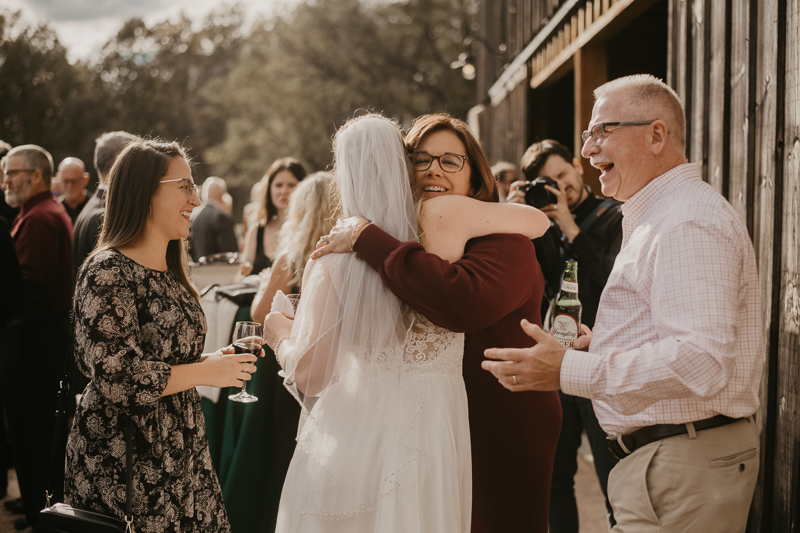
[{"left": 483, "top": 74, "right": 762, "bottom": 533}]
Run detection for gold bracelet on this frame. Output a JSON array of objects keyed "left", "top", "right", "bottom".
[
  {"left": 274, "top": 335, "right": 290, "bottom": 365},
  {"left": 350, "top": 221, "right": 371, "bottom": 251}
]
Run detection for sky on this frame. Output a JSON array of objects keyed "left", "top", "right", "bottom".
[{"left": 3, "top": 0, "right": 295, "bottom": 62}]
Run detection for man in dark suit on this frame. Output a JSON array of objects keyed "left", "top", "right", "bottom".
[
  {"left": 189, "top": 176, "right": 239, "bottom": 262},
  {"left": 72, "top": 131, "right": 138, "bottom": 279}
]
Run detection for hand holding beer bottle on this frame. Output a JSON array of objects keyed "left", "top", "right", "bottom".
[{"left": 552, "top": 260, "right": 582, "bottom": 348}]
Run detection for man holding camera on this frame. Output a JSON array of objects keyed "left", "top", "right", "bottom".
[{"left": 507, "top": 139, "right": 622, "bottom": 533}]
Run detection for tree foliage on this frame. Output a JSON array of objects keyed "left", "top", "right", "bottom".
[
  {"left": 207, "top": 0, "right": 478, "bottom": 181},
  {"left": 0, "top": 0, "right": 477, "bottom": 209}
]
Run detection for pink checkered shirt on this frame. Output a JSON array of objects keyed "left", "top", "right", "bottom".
[{"left": 561, "top": 163, "right": 763, "bottom": 436}]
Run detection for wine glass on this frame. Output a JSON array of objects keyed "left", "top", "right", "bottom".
[
  {"left": 228, "top": 321, "right": 262, "bottom": 403},
  {"left": 286, "top": 294, "right": 301, "bottom": 315}
]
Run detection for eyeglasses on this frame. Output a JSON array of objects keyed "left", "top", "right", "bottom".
[
  {"left": 57, "top": 177, "right": 84, "bottom": 186},
  {"left": 414, "top": 152, "right": 469, "bottom": 173},
  {"left": 160, "top": 178, "right": 199, "bottom": 199},
  {"left": 2, "top": 168, "right": 35, "bottom": 179},
  {"left": 581, "top": 121, "right": 655, "bottom": 146}
]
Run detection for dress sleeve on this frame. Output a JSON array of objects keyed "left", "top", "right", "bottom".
[
  {"left": 75, "top": 259, "right": 172, "bottom": 437},
  {"left": 354, "top": 224, "right": 537, "bottom": 333}
]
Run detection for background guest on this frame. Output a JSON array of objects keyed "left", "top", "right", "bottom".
[
  {"left": 72, "top": 131, "right": 139, "bottom": 279},
  {"left": 0, "top": 216, "right": 23, "bottom": 504},
  {"left": 55, "top": 157, "right": 92, "bottom": 224},
  {"left": 218, "top": 171, "right": 334, "bottom": 533},
  {"left": 189, "top": 176, "right": 238, "bottom": 261},
  {"left": 2, "top": 144, "right": 72, "bottom": 529},
  {"left": 242, "top": 158, "right": 306, "bottom": 274},
  {"left": 250, "top": 171, "right": 334, "bottom": 323},
  {"left": 241, "top": 180, "right": 264, "bottom": 244},
  {"left": 0, "top": 141, "right": 18, "bottom": 223},
  {"left": 490, "top": 161, "right": 518, "bottom": 203}
]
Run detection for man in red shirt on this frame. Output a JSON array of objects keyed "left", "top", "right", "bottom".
[{"left": 2, "top": 144, "right": 72, "bottom": 528}]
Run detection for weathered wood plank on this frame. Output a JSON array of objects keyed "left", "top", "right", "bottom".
[
  {"left": 748, "top": 0, "right": 780, "bottom": 529},
  {"left": 666, "top": 0, "right": 677, "bottom": 88},
  {"left": 671, "top": 0, "right": 690, "bottom": 137},
  {"left": 728, "top": 0, "right": 751, "bottom": 212},
  {"left": 689, "top": 0, "right": 708, "bottom": 171},
  {"left": 773, "top": 0, "right": 799, "bottom": 524},
  {"left": 706, "top": 0, "right": 729, "bottom": 194},
  {"left": 573, "top": 46, "right": 606, "bottom": 193}
]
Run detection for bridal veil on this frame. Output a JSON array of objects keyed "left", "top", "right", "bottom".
[{"left": 278, "top": 114, "right": 426, "bottom": 522}]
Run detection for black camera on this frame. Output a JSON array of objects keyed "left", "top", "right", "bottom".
[{"left": 520, "top": 176, "right": 558, "bottom": 208}]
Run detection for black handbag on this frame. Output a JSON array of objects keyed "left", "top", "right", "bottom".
[{"left": 35, "top": 312, "right": 134, "bottom": 533}]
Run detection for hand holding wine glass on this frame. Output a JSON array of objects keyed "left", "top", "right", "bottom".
[{"left": 229, "top": 321, "right": 263, "bottom": 403}]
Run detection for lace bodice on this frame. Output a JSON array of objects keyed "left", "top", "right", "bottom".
[{"left": 403, "top": 313, "right": 464, "bottom": 377}]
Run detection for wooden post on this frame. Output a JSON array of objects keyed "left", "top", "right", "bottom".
[
  {"left": 573, "top": 45, "right": 607, "bottom": 194},
  {"left": 748, "top": 0, "right": 782, "bottom": 529},
  {"left": 772, "top": 0, "right": 799, "bottom": 528}
]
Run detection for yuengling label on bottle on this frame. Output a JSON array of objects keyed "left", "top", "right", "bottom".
[{"left": 552, "top": 314, "right": 579, "bottom": 347}]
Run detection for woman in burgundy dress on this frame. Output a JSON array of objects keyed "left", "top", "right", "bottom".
[{"left": 312, "top": 113, "right": 562, "bottom": 532}]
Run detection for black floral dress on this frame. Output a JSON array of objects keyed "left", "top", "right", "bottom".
[{"left": 64, "top": 249, "right": 231, "bottom": 532}]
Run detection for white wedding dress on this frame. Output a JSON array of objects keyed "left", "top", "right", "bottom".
[
  {"left": 272, "top": 115, "right": 471, "bottom": 533},
  {"left": 275, "top": 306, "right": 471, "bottom": 533}
]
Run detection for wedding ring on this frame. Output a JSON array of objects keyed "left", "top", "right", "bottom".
[
  {"left": 512, "top": 375, "right": 518, "bottom": 385},
  {"left": 322, "top": 235, "right": 330, "bottom": 244}
]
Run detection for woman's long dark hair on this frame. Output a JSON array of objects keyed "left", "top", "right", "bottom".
[
  {"left": 87, "top": 139, "right": 199, "bottom": 301},
  {"left": 258, "top": 157, "right": 307, "bottom": 223}
]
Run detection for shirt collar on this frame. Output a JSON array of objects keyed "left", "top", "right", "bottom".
[
  {"left": 19, "top": 191, "right": 53, "bottom": 216},
  {"left": 621, "top": 163, "right": 701, "bottom": 226}
]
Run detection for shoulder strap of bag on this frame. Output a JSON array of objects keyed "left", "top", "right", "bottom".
[
  {"left": 578, "top": 198, "right": 620, "bottom": 234},
  {"left": 47, "top": 311, "right": 134, "bottom": 530}
]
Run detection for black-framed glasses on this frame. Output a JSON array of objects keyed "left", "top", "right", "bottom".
[
  {"left": 2, "top": 168, "right": 35, "bottom": 179},
  {"left": 414, "top": 152, "right": 469, "bottom": 173},
  {"left": 581, "top": 121, "right": 655, "bottom": 146},
  {"left": 159, "top": 178, "right": 199, "bottom": 199}
]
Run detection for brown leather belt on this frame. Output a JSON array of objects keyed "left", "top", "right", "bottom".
[{"left": 607, "top": 415, "right": 742, "bottom": 460}]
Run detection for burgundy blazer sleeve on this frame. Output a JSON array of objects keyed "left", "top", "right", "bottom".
[{"left": 354, "top": 224, "right": 537, "bottom": 333}]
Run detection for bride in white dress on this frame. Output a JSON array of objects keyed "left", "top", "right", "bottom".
[{"left": 263, "top": 114, "right": 548, "bottom": 533}]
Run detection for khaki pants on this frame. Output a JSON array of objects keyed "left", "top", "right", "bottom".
[{"left": 608, "top": 418, "right": 759, "bottom": 533}]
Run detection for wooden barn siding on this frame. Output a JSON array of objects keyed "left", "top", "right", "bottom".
[
  {"left": 669, "top": 0, "right": 800, "bottom": 530},
  {"left": 477, "top": 0, "right": 800, "bottom": 528},
  {"left": 476, "top": 0, "right": 568, "bottom": 164},
  {"left": 486, "top": 81, "right": 529, "bottom": 165}
]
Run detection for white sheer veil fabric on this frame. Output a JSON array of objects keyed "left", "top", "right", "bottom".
[{"left": 278, "top": 114, "right": 426, "bottom": 527}]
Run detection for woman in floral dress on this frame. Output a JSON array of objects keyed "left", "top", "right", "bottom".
[{"left": 64, "top": 140, "right": 260, "bottom": 532}]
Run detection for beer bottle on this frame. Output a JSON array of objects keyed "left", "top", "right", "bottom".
[{"left": 552, "top": 260, "right": 582, "bottom": 348}]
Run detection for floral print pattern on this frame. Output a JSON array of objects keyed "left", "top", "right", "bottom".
[{"left": 64, "top": 249, "right": 230, "bottom": 532}]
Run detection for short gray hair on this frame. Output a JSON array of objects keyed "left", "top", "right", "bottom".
[
  {"left": 8, "top": 144, "right": 54, "bottom": 185},
  {"left": 594, "top": 74, "right": 686, "bottom": 148},
  {"left": 94, "top": 131, "right": 139, "bottom": 180}
]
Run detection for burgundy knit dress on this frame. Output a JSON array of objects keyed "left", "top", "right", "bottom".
[{"left": 354, "top": 226, "right": 562, "bottom": 532}]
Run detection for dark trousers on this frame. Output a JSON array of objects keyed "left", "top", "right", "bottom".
[
  {"left": 0, "top": 325, "right": 19, "bottom": 498},
  {"left": 1, "top": 316, "right": 68, "bottom": 525},
  {"left": 549, "top": 391, "right": 618, "bottom": 533}
]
